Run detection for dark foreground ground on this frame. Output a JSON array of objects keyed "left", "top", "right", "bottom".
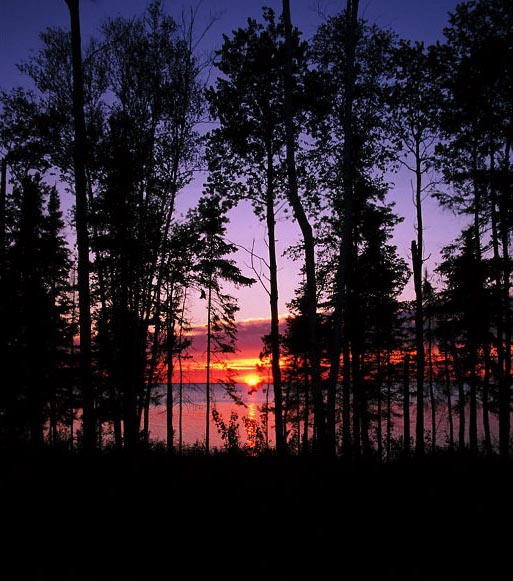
[{"left": 1, "top": 449, "right": 511, "bottom": 580}]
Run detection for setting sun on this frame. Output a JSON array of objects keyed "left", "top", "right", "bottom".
[{"left": 245, "top": 374, "right": 260, "bottom": 387}]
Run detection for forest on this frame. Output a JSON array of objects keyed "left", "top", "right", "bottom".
[
  {"left": 1, "top": 1, "right": 513, "bottom": 579},
  {"left": 1, "top": 0, "right": 513, "bottom": 461}
]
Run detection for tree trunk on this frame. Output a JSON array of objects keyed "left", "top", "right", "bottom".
[
  {"left": 457, "top": 378, "right": 465, "bottom": 451},
  {"left": 302, "top": 357, "right": 310, "bottom": 453},
  {"left": 265, "top": 146, "right": 286, "bottom": 455},
  {"left": 427, "top": 309, "right": 436, "bottom": 452},
  {"left": 351, "top": 344, "right": 361, "bottom": 456},
  {"left": 377, "top": 352, "right": 383, "bottom": 461},
  {"left": 342, "top": 340, "right": 352, "bottom": 455},
  {"left": 443, "top": 348, "right": 454, "bottom": 451},
  {"left": 498, "top": 139, "right": 511, "bottom": 459},
  {"left": 450, "top": 342, "right": 466, "bottom": 451},
  {"left": 386, "top": 358, "right": 392, "bottom": 461},
  {"left": 325, "top": 0, "right": 359, "bottom": 457},
  {"left": 468, "top": 369, "right": 478, "bottom": 453},
  {"left": 412, "top": 239, "right": 424, "bottom": 456},
  {"left": 403, "top": 353, "right": 411, "bottom": 456},
  {"left": 482, "top": 348, "right": 493, "bottom": 455},
  {"left": 489, "top": 143, "right": 508, "bottom": 458},
  {"left": 412, "top": 135, "right": 425, "bottom": 456},
  {"left": 65, "top": 0, "right": 95, "bottom": 452},
  {"left": 205, "top": 277, "right": 212, "bottom": 455},
  {"left": 282, "top": 0, "right": 326, "bottom": 453},
  {"left": 166, "top": 313, "right": 175, "bottom": 453},
  {"left": 178, "top": 352, "right": 184, "bottom": 454}
]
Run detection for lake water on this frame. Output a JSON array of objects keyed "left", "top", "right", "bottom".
[
  {"left": 145, "top": 383, "right": 501, "bottom": 451},
  {"left": 147, "top": 383, "right": 274, "bottom": 450},
  {"left": 73, "top": 382, "right": 502, "bottom": 452}
]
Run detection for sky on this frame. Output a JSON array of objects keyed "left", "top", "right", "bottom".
[{"left": 0, "top": 0, "right": 465, "bottom": 382}]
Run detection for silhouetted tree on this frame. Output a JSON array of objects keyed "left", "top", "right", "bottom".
[
  {"left": 391, "top": 39, "right": 444, "bottom": 455},
  {"left": 438, "top": 0, "right": 513, "bottom": 458},
  {"left": 0, "top": 169, "right": 73, "bottom": 447},
  {"left": 64, "top": 0, "right": 96, "bottom": 451},
  {"left": 205, "top": 7, "right": 303, "bottom": 454},
  {"left": 190, "top": 194, "right": 255, "bottom": 454},
  {"left": 437, "top": 228, "right": 493, "bottom": 453},
  {"left": 309, "top": 0, "right": 397, "bottom": 454},
  {"left": 282, "top": 0, "right": 327, "bottom": 452}
]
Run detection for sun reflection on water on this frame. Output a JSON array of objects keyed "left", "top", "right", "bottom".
[{"left": 244, "top": 402, "right": 260, "bottom": 452}]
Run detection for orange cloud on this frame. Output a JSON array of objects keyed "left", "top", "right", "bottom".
[{"left": 174, "top": 317, "right": 278, "bottom": 384}]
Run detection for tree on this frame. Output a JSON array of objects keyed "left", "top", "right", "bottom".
[
  {"left": 282, "top": 0, "right": 327, "bottom": 452},
  {"left": 0, "top": 168, "right": 73, "bottom": 447},
  {"left": 437, "top": 228, "right": 493, "bottom": 453},
  {"left": 309, "top": 0, "right": 398, "bottom": 454},
  {"left": 64, "top": 0, "right": 95, "bottom": 451},
  {"left": 190, "top": 194, "right": 255, "bottom": 454},
  {"left": 437, "top": 0, "right": 513, "bottom": 457},
  {"left": 390, "top": 39, "right": 445, "bottom": 455},
  {"left": 206, "top": 7, "right": 305, "bottom": 454}
]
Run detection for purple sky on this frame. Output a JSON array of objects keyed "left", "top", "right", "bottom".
[{"left": 0, "top": 0, "right": 465, "bottom": 325}]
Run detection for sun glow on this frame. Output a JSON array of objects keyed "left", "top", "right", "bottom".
[{"left": 245, "top": 374, "right": 260, "bottom": 388}]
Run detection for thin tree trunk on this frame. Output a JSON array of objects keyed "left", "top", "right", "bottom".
[
  {"left": 377, "top": 396, "right": 382, "bottom": 460},
  {"left": 468, "top": 368, "right": 478, "bottom": 453},
  {"left": 265, "top": 147, "right": 285, "bottom": 455},
  {"left": 282, "top": 0, "right": 326, "bottom": 453},
  {"left": 450, "top": 342, "right": 466, "bottom": 451},
  {"left": 65, "top": 0, "right": 95, "bottom": 452},
  {"left": 412, "top": 136, "right": 425, "bottom": 456},
  {"left": 177, "top": 289, "right": 188, "bottom": 455},
  {"left": 427, "top": 309, "right": 436, "bottom": 452},
  {"left": 469, "top": 146, "right": 482, "bottom": 455},
  {"left": 296, "top": 373, "right": 301, "bottom": 453},
  {"left": 403, "top": 353, "right": 411, "bottom": 456},
  {"left": 352, "top": 344, "right": 361, "bottom": 456},
  {"left": 489, "top": 143, "right": 508, "bottom": 458},
  {"left": 457, "top": 378, "right": 465, "bottom": 451},
  {"left": 386, "top": 357, "right": 392, "bottom": 461},
  {"left": 325, "top": 0, "right": 359, "bottom": 457},
  {"left": 178, "top": 352, "right": 184, "bottom": 454},
  {"left": 342, "top": 340, "right": 352, "bottom": 455},
  {"left": 498, "top": 139, "right": 511, "bottom": 459},
  {"left": 302, "top": 357, "right": 310, "bottom": 454},
  {"left": 166, "top": 313, "right": 175, "bottom": 453},
  {"left": 205, "top": 276, "right": 212, "bottom": 455},
  {"left": 377, "top": 352, "right": 383, "bottom": 461},
  {"left": 444, "top": 347, "right": 454, "bottom": 451},
  {"left": 482, "top": 347, "right": 492, "bottom": 455},
  {"left": 412, "top": 240, "right": 424, "bottom": 456}
]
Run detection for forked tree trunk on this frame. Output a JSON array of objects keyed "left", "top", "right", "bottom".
[{"left": 282, "top": 0, "right": 326, "bottom": 453}]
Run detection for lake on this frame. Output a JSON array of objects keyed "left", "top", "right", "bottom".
[
  {"left": 144, "top": 382, "right": 501, "bottom": 452},
  {"left": 147, "top": 382, "right": 274, "bottom": 450}
]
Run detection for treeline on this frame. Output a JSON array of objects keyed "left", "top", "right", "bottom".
[{"left": 0, "top": 0, "right": 511, "bottom": 458}]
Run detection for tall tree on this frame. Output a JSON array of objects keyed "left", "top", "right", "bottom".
[
  {"left": 309, "top": 0, "right": 397, "bottom": 454},
  {"left": 205, "top": 7, "right": 306, "bottom": 454},
  {"left": 437, "top": 0, "right": 513, "bottom": 457},
  {"left": 0, "top": 168, "right": 73, "bottom": 447},
  {"left": 391, "top": 40, "right": 444, "bottom": 455},
  {"left": 282, "top": 0, "right": 326, "bottom": 452},
  {"left": 64, "top": 0, "right": 95, "bottom": 451},
  {"left": 437, "top": 228, "right": 492, "bottom": 453},
  {"left": 190, "top": 194, "right": 255, "bottom": 454}
]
